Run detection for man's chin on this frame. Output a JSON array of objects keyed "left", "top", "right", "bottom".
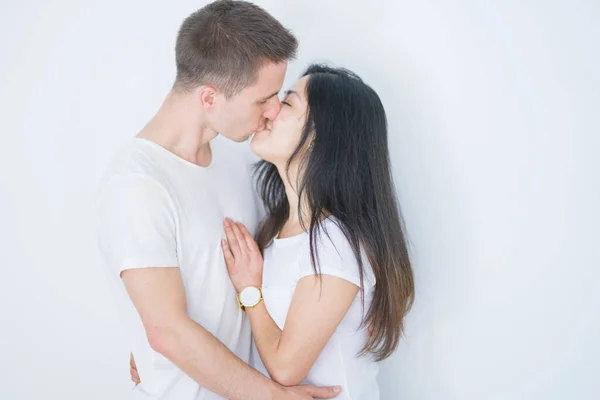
[
  {"left": 240, "top": 128, "right": 270, "bottom": 142},
  {"left": 220, "top": 132, "right": 252, "bottom": 143}
]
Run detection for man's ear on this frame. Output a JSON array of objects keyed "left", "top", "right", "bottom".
[{"left": 198, "top": 85, "right": 219, "bottom": 111}]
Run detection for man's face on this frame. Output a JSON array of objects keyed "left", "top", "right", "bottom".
[{"left": 210, "top": 62, "right": 287, "bottom": 143}]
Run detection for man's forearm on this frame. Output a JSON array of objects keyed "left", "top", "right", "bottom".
[{"left": 149, "top": 316, "right": 282, "bottom": 400}]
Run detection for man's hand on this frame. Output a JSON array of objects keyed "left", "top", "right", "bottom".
[
  {"left": 282, "top": 384, "right": 341, "bottom": 399},
  {"left": 130, "top": 353, "right": 140, "bottom": 385},
  {"left": 123, "top": 266, "right": 341, "bottom": 399}
]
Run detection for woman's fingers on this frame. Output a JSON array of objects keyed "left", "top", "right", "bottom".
[
  {"left": 239, "top": 223, "right": 260, "bottom": 253},
  {"left": 224, "top": 218, "right": 241, "bottom": 258},
  {"left": 130, "top": 366, "right": 140, "bottom": 384},
  {"left": 221, "top": 239, "right": 234, "bottom": 267},
  {"left": 231, "top": 221, "right": 249, "bottom": 253},
  {"left": 224, "top": 219, "right": 258, "bottom": 260},
  {"left": 129, "top": 353, "right": 140, "bottom": 384}
]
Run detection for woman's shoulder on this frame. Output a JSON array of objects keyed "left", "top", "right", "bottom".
[{"left": 304, "top": 217, "right": 376, "bottom": 289}]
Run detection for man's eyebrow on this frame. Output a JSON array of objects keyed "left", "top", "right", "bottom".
[{"left": 258, "top": 91, "right": 279, "bottom": 102}]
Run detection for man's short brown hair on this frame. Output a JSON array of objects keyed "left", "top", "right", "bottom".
[{"left": 174, "top": 0, "right": 298, "bottom": 98}]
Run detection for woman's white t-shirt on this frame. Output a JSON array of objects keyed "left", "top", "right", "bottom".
[{"left": 250, "top": 218, "right": 380, "bottom": 400}]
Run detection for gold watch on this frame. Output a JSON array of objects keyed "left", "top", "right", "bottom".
[{"left": 237, "top": 286, "right": 263, "bottom": 311}]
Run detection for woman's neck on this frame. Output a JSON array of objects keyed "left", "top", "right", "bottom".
[{"left": 276, "top": 164, "right": 311, "bottom": 237}]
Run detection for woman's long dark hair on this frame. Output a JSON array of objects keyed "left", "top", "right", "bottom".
[{"left": 254, "top": 64, "right": 414, "bottom": 361}]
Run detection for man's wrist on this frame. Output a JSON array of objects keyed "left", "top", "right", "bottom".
[{"left": 267, "top": 382, "right": 287, "bottom": 400}]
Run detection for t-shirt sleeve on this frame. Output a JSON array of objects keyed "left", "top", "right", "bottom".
[
  {"left": 96, "top": 174, "right": 179, "bottom": 275},
  {"left": 297, "top": 221, "right": 374, "bottom": 290}
]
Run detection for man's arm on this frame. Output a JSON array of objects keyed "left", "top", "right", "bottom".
[
  {"left": 98, "top": 176, "right": 339, "bottom": 399},
  {"left": 122, "top": 267, "right": 341, "bottom": 400},
  {"left": 122, "top": 266, "right": 280, "bottom": 400}
]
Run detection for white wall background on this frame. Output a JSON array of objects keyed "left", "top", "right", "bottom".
[{"left": 1, "top": 0, "right": 598, "bottom": 399}]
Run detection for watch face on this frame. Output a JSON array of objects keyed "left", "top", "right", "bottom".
[{"left": 240, "top": 287, "right": 261, "bottom": 306}]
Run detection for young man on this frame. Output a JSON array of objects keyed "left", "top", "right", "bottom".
[{"left": 96, "top": 1, "right": 340, "bottom": 399}]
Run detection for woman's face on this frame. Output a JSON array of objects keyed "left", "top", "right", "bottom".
[{"left": 250, "top": 75, "right": 310, "bottom": 166}]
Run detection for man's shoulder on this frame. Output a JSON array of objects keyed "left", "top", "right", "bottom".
[
  {"left": 98, "top": 139, "right": 169, "bottom": 197},
  {"left": 105, "top": 138, "right": 163, "bottom": 175}
]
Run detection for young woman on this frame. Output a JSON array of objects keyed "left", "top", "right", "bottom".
[{"left": 221, "top": 64, "right": 414, "bottom": 399}]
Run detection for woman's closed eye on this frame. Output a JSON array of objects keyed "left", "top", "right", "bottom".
[{"left": 282, "top": 100, "right": 292, "bottom": 107}]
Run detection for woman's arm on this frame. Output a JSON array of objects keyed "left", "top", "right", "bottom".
[
  {"left": 247, "top": 275, "right": 358, "bottom": 386},
  {"left": 222, "top": 220, "right": 359, "bottom": 386}
]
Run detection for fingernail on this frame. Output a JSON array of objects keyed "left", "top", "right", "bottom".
[{"left": 334, "top": 387, "right": 341, "bottom": 393}]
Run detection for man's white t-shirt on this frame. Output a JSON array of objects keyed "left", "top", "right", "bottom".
[
  {"left": 251, "top": 218, "right": 380, "bottom": 400},
  {"left": 97, "top": 136, "right": 261, "bottom": 400}
]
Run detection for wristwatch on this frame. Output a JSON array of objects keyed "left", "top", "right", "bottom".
[{"left": 237, "top": 286, "right": 263, "bottom": 311}]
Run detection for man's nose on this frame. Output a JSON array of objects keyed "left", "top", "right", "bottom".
[{"left": 263, "top": 97, "right": 281, "bottom": 121}]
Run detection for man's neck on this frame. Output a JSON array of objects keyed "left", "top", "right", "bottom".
[{"left": 137, "top": 90, "right": 217, "bottom": 167}]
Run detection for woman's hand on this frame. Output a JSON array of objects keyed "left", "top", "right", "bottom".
[
  {"left": 130, "top": 353, "right": 140, "bottom": 385},
  {"left": 221, "top": 218, "right": 263, "bottom": 293}
]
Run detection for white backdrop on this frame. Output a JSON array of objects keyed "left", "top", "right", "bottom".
[{"left": 1, "top": 1, "right": 598, "bottom": 399}]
